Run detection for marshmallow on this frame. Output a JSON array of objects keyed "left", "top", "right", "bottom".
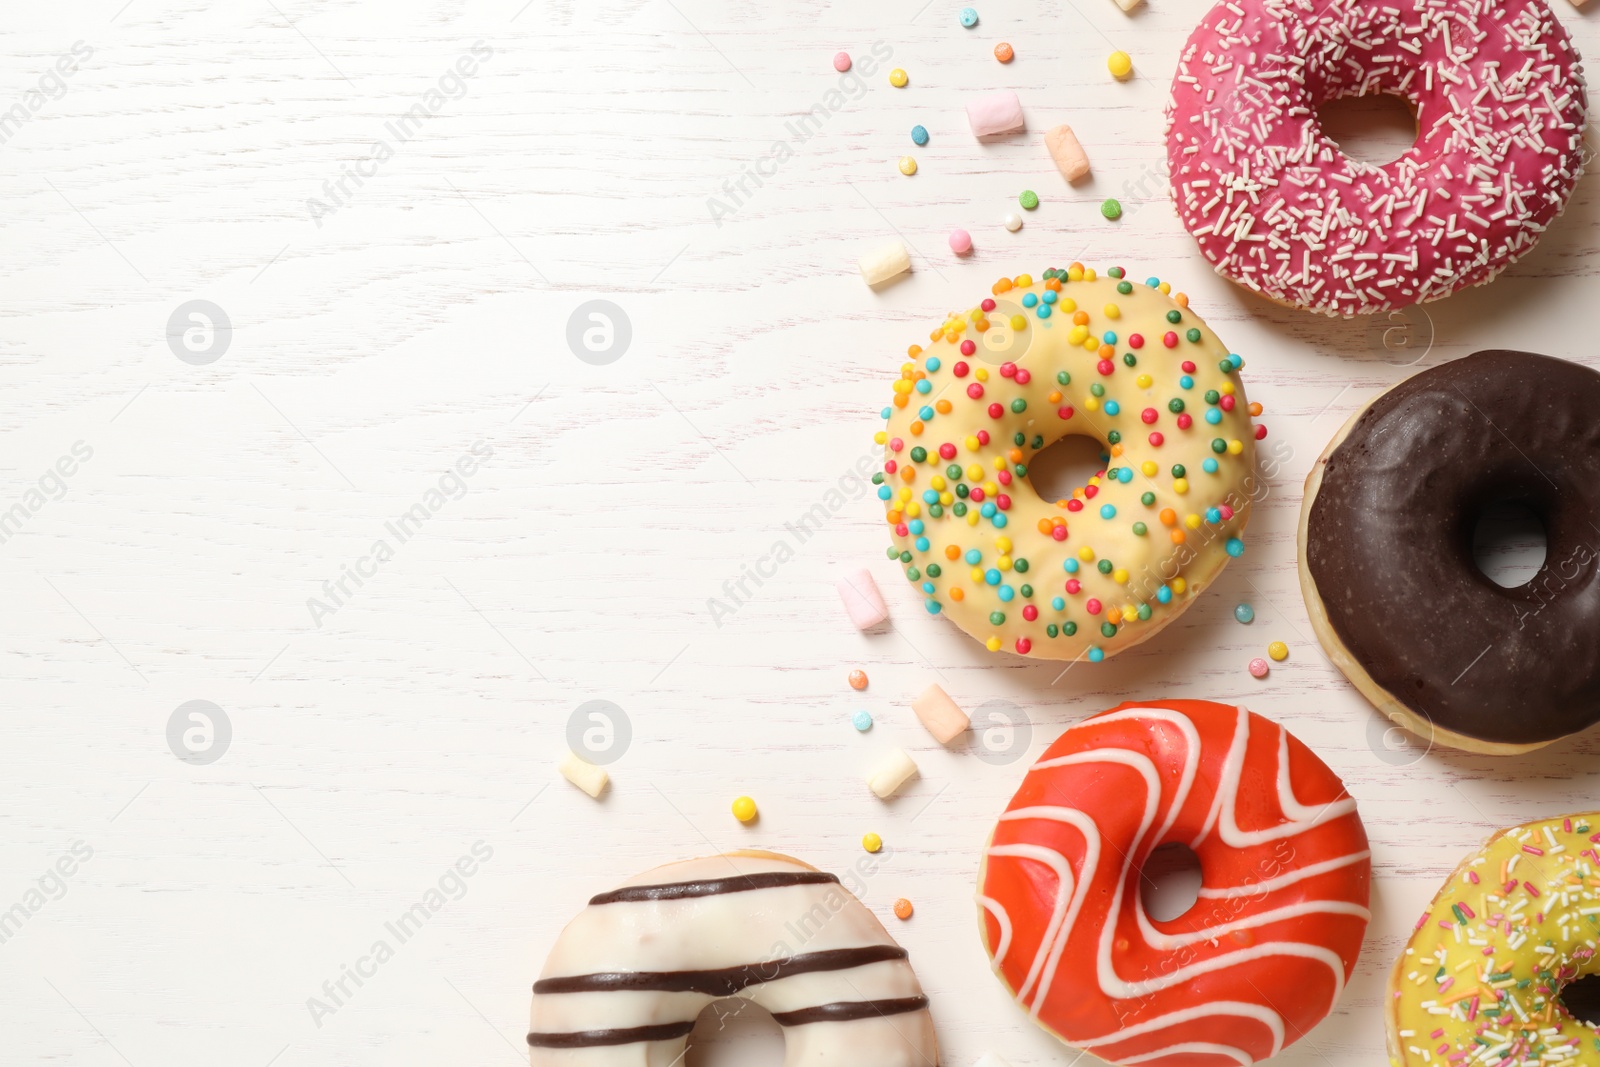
[
  {"left": 859, "top": 241, "right": 911, "bottom": 285},
  {"left": 967, "top": 90, "right": 1025, "bottom": 138},
  {"left": 1111, "top": 0, "right": 1144, "bottom": 10},
  {"left": 559, "top": 750, "right": 609, "bottom": 798},
  {"left": 912, "top": 683, "right": 970, "bottom": 743},
  {"left": 1046, "top": 124, "right": 1092, "bottom": 182},
  {"left": 836, "top": 568, "right": 889, "bottom": 630},
  {"left": 867, "top": 748, "right": 919, "bottom": 799},
  {"left": 974, "top": 1056, "right": 1015, "bottom": 1067}
]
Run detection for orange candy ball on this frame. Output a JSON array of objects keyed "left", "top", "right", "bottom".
[
  {"left": 893, "top": 898, "right": 914, "bottom": 920},
  {"left": 994, "top": 42, "right": 1014, "bottom": 63},
  {"left": 848, "top": 670, "right": 868, "bottom": 691}
]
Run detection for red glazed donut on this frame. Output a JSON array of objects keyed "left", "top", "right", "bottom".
[
  {"left": 1167, "top": 0, "right": 1588, "bottom": 317},
  {"left": 977, "top": 700, "right": 1371, "bottom": 1067}
]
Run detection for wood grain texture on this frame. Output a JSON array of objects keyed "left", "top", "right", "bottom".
[{"left": 0, "top": 1, "right": 1596, "bottom": 1065}]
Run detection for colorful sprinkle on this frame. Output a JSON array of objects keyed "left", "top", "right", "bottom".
[
  {"left": 959, "top": 6, "right": 978, "bottom": 27},
  {"left": 1019, "top": 190, "right": 1039, "bottom": 210},
  {"left": 1004, "top": 212, "right": 1022, "bottom": 232},
  {"left": 898, "top": 156, "right": 918, "bottom": 176},
  {"left": 1102, "top": 198, "right": 1123, "bottom": 220}
]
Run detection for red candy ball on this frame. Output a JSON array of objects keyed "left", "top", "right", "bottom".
[
  {"left": 980, "top": 298, "right": 996, "bottom": 312},
  {"left": 953, "top": 362, "right": 970, "bottom": 378},
  {"left": 988, "top": 402, "right": 1004, "bottom": 419},
  {"left": 967, "top": 383, "right": 985, "bottom": 399},
  {"left": 1141, "top": 407, "right": 1158, "bottom": 424},
  {"left": 1022, "top": 605, "right": 1039, "bottom": 621},
  {"left": 1129, "top": 334, "right": 1145, "bottom": 349},
  {"left": 961, "top": 340, "right": 976, "bottom": 356},
  {"left": 1163, "top": 331, "right": 1179, "bottom": 348},
  {"left": 938, "top": 443, "right": 957, "bottom": 460}
]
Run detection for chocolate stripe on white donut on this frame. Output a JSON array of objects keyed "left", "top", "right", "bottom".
[
  {"left": 527, "top": 1021, "right": 696, "bottom": 1048},
  {"left": 533, "top": 945, "right": 909, "bottom": 995},
  {"left": 588, "top": 870, "right": 838, "bottom": 905},
  {"left": 770, "top": 995, "right": 929, "bottom": 1026}
]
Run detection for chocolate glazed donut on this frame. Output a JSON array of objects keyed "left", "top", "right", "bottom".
[{"left": 1299, "top": 350, "right": 1600, "bottom": 755}]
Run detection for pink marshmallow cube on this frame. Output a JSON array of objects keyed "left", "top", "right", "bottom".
[
  {"left": 967, "top": 90, "right": 1024, "bottom": 138},
  {"left": 836, "top": 568, "right": 888, "bottom": 630}
]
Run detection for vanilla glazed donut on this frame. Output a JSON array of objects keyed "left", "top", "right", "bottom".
[
  {"left": 1167, "top": 0, "right": 1588, "bottom": 317},
  {"left": 977, "top": 699, "right": 1371, "bottom": 1067},
  {"left": 876, "top": 265, "right": 1266, "bottom": 662},
  {"left": 1300, "top": 350, "right": 1600, "bottom": 755},
  {"left": 527, "top": 851, "right": 938, "bottom": 1066},
  {"left": 1387, "top": 813, "right": 1600, "bottom": 1067}
]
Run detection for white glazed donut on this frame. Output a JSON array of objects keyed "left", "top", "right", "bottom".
[{"left": 527, "top": 851, "right": 939, "bottom": 1067}]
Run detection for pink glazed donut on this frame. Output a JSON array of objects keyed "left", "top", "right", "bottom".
[{"left": 1166, "top": 0, "right": 1588, "bottom": 317}]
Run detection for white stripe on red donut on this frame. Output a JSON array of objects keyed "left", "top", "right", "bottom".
[{"left": 979, "top": 701, "right": 1371, "bottom": 1067}]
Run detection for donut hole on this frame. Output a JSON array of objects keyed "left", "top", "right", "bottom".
[
  {"left": 1315, "top": 92, "right": 1419, "bottom": 167},
  {"left": 1139, "top": 842, "right": 1203, "bottom": 922},
  {"left": 1560, "top": 973, "right": 1600, "bottom": 1027},
  {"left": 687, "top": 998, "right": 783, "bottom": 1067},
  {"left": 1027, "top": 433, "right": 1108, "bottom": 505},
  {"left": 1471, "top": 500, "right": 1548, "bottom": 589}
]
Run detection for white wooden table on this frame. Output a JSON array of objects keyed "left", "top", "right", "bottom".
[{"left": 2, "top": 1, "right": 1597, "bottom": 1065}]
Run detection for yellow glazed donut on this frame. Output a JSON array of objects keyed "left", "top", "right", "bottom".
[
  {"left": 876, "top": 264, "right": 1263, "bottom": 661},
  {"left": 1387, "top": 813, "right": 1600, "bottom": 1067}
]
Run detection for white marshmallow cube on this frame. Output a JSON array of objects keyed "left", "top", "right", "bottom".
[
  {"left": 859, "top": 242, "right": 911, "bottom": 285},
  {"left": 560, "top": 750, "right": 609, "bottom": 798},
  {"left": 867, "top": 748, "right": 919, "bottom": 799}
]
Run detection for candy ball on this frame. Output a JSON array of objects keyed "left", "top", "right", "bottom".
[
  {"left": 731, "top": 796, "right": 758, "bottom": 822},
  {"left": 1003, "top": 212, "right": 1022, "bottom": 232},
  {"left": 889, "top": 68, "right": 908, "bottom": 87},
  {"left": 911, "top": 124, "right": 929, "bottom": 146},
  {"left": 1268, "top": 641, "right": 1289, "bottom": 662},
  {"left": 959, "top": 7, "right": 978, "bottom": 27},
  {"left": 1019, "top": 189, "right": 1039, "bottom": 210},
  {"left": 848, "top": 669, "right": 869, "bottom": 690},
  {"left": 832, "top": 52, "right": 852, "bottom": 72},
  {"left": 1234, "top": 603, "right": 1255, "bottom": 624},
  {"left": 852, "top": 709, "right": 873, "bottom": 731},
  {"left": 949, "top": 228, "right": 972, "bottom": 255},
  {"left": 1102, "top": 198, "right": 1123, "bottom": 220},
  {"left": 994, "top": 42, "right": 1014, "bottom": 63},
  {"left": 898, "top": 155, "right": 918, "bottom": 175},
  {"left": 1108, "top": 50, "right": 1133, "bottom": 78},
  {"left": 862, "top": 832, "right": 884, "bottom": 853},
  {"left": 893, "top": 898, "right": 914, "bottom": 919},
  {"left": 1248, "top": 658, "right": 1270, "bottom": 679}
]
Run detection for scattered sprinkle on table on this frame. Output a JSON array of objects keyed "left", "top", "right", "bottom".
[
  {"left": 1018, "top": 189, "right": 1039, "bottom": 210},
  {"left": 852, "top": 709, "right": 873, "bottom": 731},
  {"left": 731, "top": 796, "right": 758, "bottom": 822},
  {"left": 833, "top": 51, "right": 851, "bottom": 72},
  {"left": 993, "top": 42, "right": 1013, "bottom": 63},
  {"left": 889, "top": 67, "right": 908, "bottom": 87},
  {"left": 862, "top": 832, "right": 883, "bottom": 853},
  {"left": 898, "top": 155, "right": 918, "bottom": 175},
  {"left": 1268, "top": 641, "right": 1289, "bottom": 662},
  {"left": 1003, "top": 212, "right": 1022, "bottom": 232},
  {"left": 1249, "top": 657, "right": 1270, "bottom": 679},
  {"left": 1234, "top": 603, "right": 1255, "bottom": 624},
  {"left": 1101, "top": 198, "right": 1123, "bottom": 219},
  {"left": 1107, "top": 50, "right": 1132, "bottom": 78},
  {"left": 911, "top": 124, "right": 928, "bottom": 146},
  {"left": 959, "top": 7, "right": 979, "bottom": 27},
  {"left": 893, "top": 898, "right": 914, "bottom": 919},
  {"left": 948, "top": 228, "right": 972, "bottom": 255},
  {"left": 849, "top": 669, "right": 869, "bottom": 690}
]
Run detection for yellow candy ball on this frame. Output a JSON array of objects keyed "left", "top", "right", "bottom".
[
  {"left": 863, "top": 832, "right": 883, "bottom": 853},
  {"left": 1108, "top": 50, "right": 1133, "bottom": 78},
  {"left": 1268, "top": 641, "right": 1289, "bottom": 662},
  {"left": 732, "top": 796, "right": 758, "bottom": 822},
  {"left": 1009, "top": 314, "right": 1027, "bottom": 331},
  {"left": 898, "top": 155, "right": 918, "bottom": 176},
  {"left": 889, "top": 68, "right": 908, "bottom": 87}
]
